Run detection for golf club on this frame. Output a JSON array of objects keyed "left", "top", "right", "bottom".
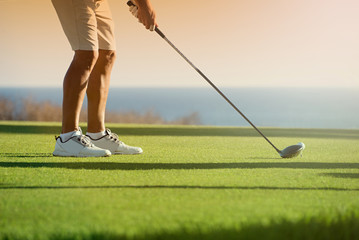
[{"left": 127, "top": 1, "right": 305, "bottom": 158}]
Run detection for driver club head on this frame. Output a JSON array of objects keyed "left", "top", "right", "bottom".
[{"left": 279, "top": 142, "right": 305, "bottom": 158}]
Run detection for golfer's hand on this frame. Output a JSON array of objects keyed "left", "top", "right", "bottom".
[{"left": 129, "top": 0, "right": 157, "bottom": 31}]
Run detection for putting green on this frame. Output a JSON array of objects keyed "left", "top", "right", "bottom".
[{"left": 0, "top": 121, "right": 358, "bottom": 240}]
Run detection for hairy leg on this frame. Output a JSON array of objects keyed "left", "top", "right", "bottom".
[
  {"left": 62, "top": 50, "right": 98, "bottom": 133},
  {"left": 86, "top": 50, "right": 116, "bottom": 133}
]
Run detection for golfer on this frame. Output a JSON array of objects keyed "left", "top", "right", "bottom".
[{"left": 52, "top": 0, "right": 156, "bottom": 157}]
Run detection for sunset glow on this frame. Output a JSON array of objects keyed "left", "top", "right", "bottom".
[{"left": 0, "top": 0, "right": 358, "bottom": 87}]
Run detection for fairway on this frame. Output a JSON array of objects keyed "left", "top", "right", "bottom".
[{"left": 0, "top": 121, "right": 358, "bottom": 240}]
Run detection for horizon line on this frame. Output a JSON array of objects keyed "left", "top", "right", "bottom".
[{"left": 1, "top": 85, "right": 359, "bottom": 89}]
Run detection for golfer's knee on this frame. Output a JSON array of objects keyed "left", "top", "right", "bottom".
[
  {"left": 99, "top": 50, "right": 116, "bottom": 66},
  {"left": 73, "top": 50, "right": 99, "bottom": 70}
]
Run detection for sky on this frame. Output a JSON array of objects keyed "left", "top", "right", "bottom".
[{"left": 0, "top": 0, "right": 358, "bottom": 88}]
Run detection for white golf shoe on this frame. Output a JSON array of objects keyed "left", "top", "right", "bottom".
[
  {"left": 53, "top": 129, "right": 111, "bottom": 157},
  {"left": 86, "top": 128, "right": 143, "bottom": 155}
]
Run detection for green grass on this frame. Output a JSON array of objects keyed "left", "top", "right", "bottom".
[{"left": 0, "top": 121, "right": 358, "bottom": 240}]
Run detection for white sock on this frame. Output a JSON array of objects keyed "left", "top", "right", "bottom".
[
  {"left": 60, "top": 130, "right": 81, "bottom": 142},
  {"left": 86, "top": 130, "right": 106, "bottom": 140}
]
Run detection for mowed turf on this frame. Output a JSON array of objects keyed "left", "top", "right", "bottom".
[{"left": 0, "top": 121, "right": 358, "bottom": 240}]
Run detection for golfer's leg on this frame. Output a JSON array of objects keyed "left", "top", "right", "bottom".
[
  {"left": 86, "top": 49, "right": 116, "bottom": 133},
  {"left": 62, "top": 50, "right": 99, "bottom": 133},
  {"left": 54, "top": 49, "right": 111, "bottom": 157}
]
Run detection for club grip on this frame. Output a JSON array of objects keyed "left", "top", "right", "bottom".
[
  {"left": 154, "top": 28, "right": 164, "bottom": 38},
  {"left": 126, "top": 0, "right": 165, "bottom": 38},
  {"left": 127, "top": 1, "right": 135, "bottom": 7}
]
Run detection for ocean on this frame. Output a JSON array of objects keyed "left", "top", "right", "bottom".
[{"left": 0, "top": 87, "right": 358, "bottom": 129}]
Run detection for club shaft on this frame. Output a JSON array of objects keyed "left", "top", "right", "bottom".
[{"left": 155, "top": 28, "right": 281, "bottom": 153}]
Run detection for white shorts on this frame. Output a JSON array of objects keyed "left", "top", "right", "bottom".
[{"left": 52, "top": 0, "right": 116, "bottom": 51}]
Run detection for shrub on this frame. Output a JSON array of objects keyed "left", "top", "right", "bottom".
[{"left": 0, "top": 95, "right": 201, "bottom": 125}]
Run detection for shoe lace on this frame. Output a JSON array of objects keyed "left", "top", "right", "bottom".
[
  {"left": 106, "top": 129, "right": 123, "bottom": 144},
  {"left": 76, "top": 135, "right": 93, "bottom": 147}
]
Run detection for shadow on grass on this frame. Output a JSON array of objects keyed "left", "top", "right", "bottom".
[
  {"left": 0, "top": 124, "right": 358, "bottom": 139},
  {"left": 0, "top": 161, "right": 358, "bottom": 170},
  {"left": 0, "top": 153, "right": 52, "bottom": 158},
  {"left": 3, "top": 212, "right": 358, "bottom": 240},
  {"left": 320, "top": 173, "right": 359, "bottom": 179},
  {"left": 1, "top": 185, "right": 358, "bottom": 192}
]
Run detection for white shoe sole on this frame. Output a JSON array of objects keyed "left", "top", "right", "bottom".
[{"left": 53, "top": 149, "right": 111, "bottom": 157}]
